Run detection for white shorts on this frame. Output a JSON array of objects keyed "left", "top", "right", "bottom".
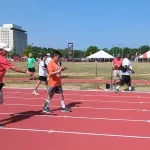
[{"left": 113, "top": 70, "right": 121, "bottom": 80}]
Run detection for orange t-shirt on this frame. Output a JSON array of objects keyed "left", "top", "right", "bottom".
[{"left": 48, "top": 60, "right": 61, "bottom": 87}]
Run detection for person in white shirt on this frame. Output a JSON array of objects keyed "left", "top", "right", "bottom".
[
  {"left": 32, "top": 56, "right": 48, "bottom": 95},
  {"left": 45, "top": 53, "right": 52, "bottom": 67},
  {"left": 114, "top": 54, "right": 135, "bottom": 93}
]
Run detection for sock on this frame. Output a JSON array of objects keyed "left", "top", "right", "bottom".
[
  {"left": 60, "top": 100, "right": 65, "bottom": 108},
  {"left": 129, "top": 87, "right": 131, "bottom": 91},
  {"left": 44, "top": 99, "right": 50, "bottom": 108},
  {"left": 116, "top": 85, "right": 120, "bottom": 90}
]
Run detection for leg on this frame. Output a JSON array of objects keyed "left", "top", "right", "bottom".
[
  {"left": 0, "top": 89, "right": 4, "bottom": 127},
  {"left": 33, "top": 80, "right": 41, "bottom": 95},
  {"left": 115, "top": 75, "right": 126, "bottom": 93},
  {"left": 42, "top": 86, "right": 54, "bottom": 113},
  {"left": 126, "top": 76, "right": 132, "bottom": 91},
  {"left": 57, "top": 86, "right": 72, "bottom": 112},
  {"left": 0, "top": 89, "right": 4, "bottom": 104}
]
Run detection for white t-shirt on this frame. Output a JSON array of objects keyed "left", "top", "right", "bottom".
[
  {"left": 39, "top": 60, "right": 46, "bottom": 76},
  {"left": 45, "top": 57, "right": 52, "bottom": 66},
  {"left": 121, "top": 58, "right": 132, "bottom": 76}
]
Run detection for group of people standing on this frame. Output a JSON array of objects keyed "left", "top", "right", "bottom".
[{"left": 112, "top": 54, "right": 135, "bottom": 93}]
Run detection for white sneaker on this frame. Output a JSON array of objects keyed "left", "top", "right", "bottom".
[{"left": 32, "top": 90, "right": 39, "bottom": 95}]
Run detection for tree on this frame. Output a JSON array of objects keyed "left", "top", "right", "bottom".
[
  {"left": 23, "top": 45, "right": 32, "bottom": 56},
  {"left": 85, "top": 46, "right": 99, "bottom": 57}
]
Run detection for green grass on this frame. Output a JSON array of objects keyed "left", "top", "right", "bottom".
[{"left": 5, "top": 62, "right": 150, "bottom": 80}]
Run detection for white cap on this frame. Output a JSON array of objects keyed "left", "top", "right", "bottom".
[
  {"left": 0, "top": 43, "right": 12, "bottom": 52},
  {"left": 47, "top": 53, "right": 50, "bottom": 56}
]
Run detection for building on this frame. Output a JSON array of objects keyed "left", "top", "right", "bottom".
[{"left": 0, "top": 24, "right": 27, "bottom": 55}]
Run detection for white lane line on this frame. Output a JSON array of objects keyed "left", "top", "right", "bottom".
[
  {"left": 0, "top": 112, "right": 149, "bottom": 123},
  {"left": 4, "top": 87, "right": 150, "bottom": 94},
  {"left": 1, "top": 127, "right": 150, "bottom": 139},
  {"left": 4, "top": 91, "right": 150, "bottom": 99},
  {"left": 3, "top": 103, "right": 150, "bottom": 112},
  {"left": 4, "top": 97, "right": 150, "bottom": 104}
]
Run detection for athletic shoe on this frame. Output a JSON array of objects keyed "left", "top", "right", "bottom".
[
  {"left": 61, "top": 107, "right": 72, "bottom": 112},
  {"left": 0, "top": 124, "right": 4, "bottom": 128},
  {"left": 42, "top": 107, "right": 53, "bottom": 113},
  {"left": 114, "top": 88, "right": 120, "bottom": 93},
  {"left": 32, "top": 90, "right": 39, "bottom": 95}
]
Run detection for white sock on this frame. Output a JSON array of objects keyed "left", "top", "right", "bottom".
[
  {"left": 60, "top": 100, "right": 65, "bottom": 108},
  {"left": 116, "top": 85, "right": 120, "bottom": 90},
  {"left": 45, "top": 99, "right": 50, "bottom": 107},
  {"left": 129, "top": 87, "right": 131, "bottom": 91}
]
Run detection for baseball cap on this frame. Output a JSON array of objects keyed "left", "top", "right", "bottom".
[
  {"left": 47, "top": 53, "right": 50, "bottom": 56},
  {"left": 0, "top": 43, "right": 12, "bottom": 52}
]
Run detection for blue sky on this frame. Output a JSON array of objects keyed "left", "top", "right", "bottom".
[{"left": 0, "top": 0, "right": 150, "bottom": 50}]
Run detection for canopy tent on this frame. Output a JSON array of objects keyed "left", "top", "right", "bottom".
[
  {"left": 86, "top": 50, "right": 114, "bottom": 59},
  {"left": 139, "top": 50, "right": 150, "bottom": 58}
]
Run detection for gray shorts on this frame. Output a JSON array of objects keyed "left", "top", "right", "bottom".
[
  {"left": 48, "top": 86, "right": 63, "bottom": 97},
  {"left": 0, "top": 90, "right": 4, "bottom": 104}
]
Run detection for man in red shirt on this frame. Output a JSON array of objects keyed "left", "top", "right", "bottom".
[
  {"left": 112, "top": 54, "right": 123, "bottom": 86},
  {"left": 0, "top": 43, "right": 30, "bottom": 127}
]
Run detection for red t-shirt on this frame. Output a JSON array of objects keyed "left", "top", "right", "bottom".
[
  {"left": 113, "top": 58, "right": 123, "bottom": 70},
  {"left": 0, "top": 55, "right": 14, "bottom": 83}
]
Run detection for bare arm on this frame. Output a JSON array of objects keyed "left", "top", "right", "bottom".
[
  {"left": 49, "top": 67, "right": 68, "bottom": 76},
  {"left": 42, "top": 66, "right": 47, "bottom": 70},
  {"left": 125, "top": 65, "right": 135, "bottom": 73},
  {"left": 10, "top": 66, "right": 27, "bottom": 74}
]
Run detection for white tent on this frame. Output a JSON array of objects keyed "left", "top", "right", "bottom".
[
  {"left": 139, "top": 50, "right": 150, "bottom": 58},
  {"left": 86, "top": 50, "right": 114, "bottom": 59}
]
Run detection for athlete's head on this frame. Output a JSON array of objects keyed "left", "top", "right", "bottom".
[
  {"left": 0, "top": 43, "right": 12, "bottom": 56},
  {"left": 53, "top": 50, "right": 62, "bottom": 62}
]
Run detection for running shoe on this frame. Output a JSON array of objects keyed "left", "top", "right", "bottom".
[
  {"left": 32, "top": 90, "right": 39, "bottom": 95},
  {"left": 114, "top": 88, "right": 120, "bottom": 93},
  {"left": 42, "top": 107, "right": 53, "bottom": 113},
  {"left": 61, "top": 107, "right": 72, "bottom": 112},
  {"left": 0, "top": 124, "right": 4, "bottom": 128}
]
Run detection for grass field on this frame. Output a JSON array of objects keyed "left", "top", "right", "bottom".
[{"left": 5, "top": 62, "right": 150, "bottom": 80}]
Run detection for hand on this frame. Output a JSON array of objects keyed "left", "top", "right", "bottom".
[
  {"left": 62, "top": 66, "right": 68, "bottom": 71},
  {"left": 131, "top": 70, "right": 135, "bottom": 74}
]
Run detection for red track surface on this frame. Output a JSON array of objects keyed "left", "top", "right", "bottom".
[
  {"left": 4, "top": 78, "right": 150, "bottom": 84},
  {"left": 1, "top": 88, "right": 150, "bottom": 150}
]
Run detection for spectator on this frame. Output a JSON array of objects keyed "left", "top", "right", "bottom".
[
  {"left": 0, "top": 43, "right": 30, "bottom": 127},
  {"left": 112, "top": 54, "right": 123, "bottom": 86}
]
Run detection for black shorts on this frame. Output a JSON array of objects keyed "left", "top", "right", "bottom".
[
  {"left": 28, "top": 67, "right": 36, "bottom": 73},
  {"left": 119, "top": 75, "right": 131, "bottom": 86},
  {"left": 39, "top": 76, "right": 47, "bottom": 81},
  {"left": 48, "top": 86, "right": 63, "bottom": 97}
]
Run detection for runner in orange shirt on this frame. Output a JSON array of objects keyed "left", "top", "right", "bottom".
[{"left": 42, "top": 50, "right": 71, "bottom": 113}]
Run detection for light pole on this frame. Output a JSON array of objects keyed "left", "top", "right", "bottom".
[
  {"left": 118, "top": 43, "right": 123, "bottom": 58},
  {"left": 112, "top": 45, "right": 115, "bottom": 57}
]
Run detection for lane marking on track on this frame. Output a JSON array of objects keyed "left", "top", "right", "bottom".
[
  {"left": 4, "top": 87, "right": 150, "bottom": 94},
  {"left": 4, "top": 91, "right": 150, "bottom": 98},
  {"left": 4, "top": 97, "right": 150, "bottom": 104},
  {"left": 2, "top": 103, "right": 150, "bottom": 112},
  {"left": 0, "top": 112, "right": 149, "bottom": 123},
  {"left": 1, "top": 127, "right": 150, "bottom": 139}
]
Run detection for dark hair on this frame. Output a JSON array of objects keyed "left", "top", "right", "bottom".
[{"left": 53, "top": 50, "right": 62, "bottom": 58}]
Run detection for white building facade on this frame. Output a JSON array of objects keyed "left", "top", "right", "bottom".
[{"left": 0, "top": 24, "right": 27, "bottom": 55}]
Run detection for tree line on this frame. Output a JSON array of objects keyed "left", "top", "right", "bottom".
[{"left": 8, "top": 45, "right": 150, "bottom": 58}]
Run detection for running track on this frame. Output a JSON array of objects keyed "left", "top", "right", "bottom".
[
  {"left": 0, "top": 88, "right": 150, "bottom": 150},
  {"left": 4, "top": 78, "right": 150, "bottom": 84}
]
